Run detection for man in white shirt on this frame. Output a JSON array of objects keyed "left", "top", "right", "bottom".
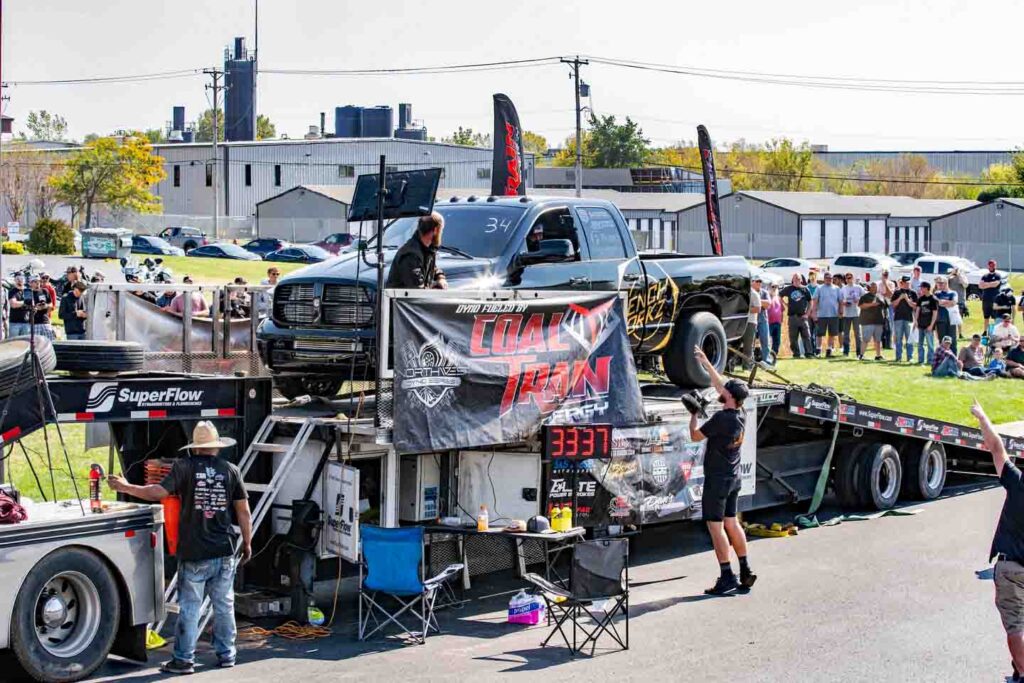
[
  {"left": 839, "top": 273, "right": 866, "bottom": 359},
  {"left": 992, "top": 314, "right": 1021, "bottom": 352}
]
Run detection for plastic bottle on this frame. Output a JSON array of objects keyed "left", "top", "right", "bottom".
[
  {"left": 561, "top": 504, "right": 573, "bottom": 531},
  {"left": 549, "top": 504, "right": 561, "bottom": 529},
  {"left": 477, "top": 504, "right": 489, "bottom": 532},
  {"left": 88, "top": 464, "right": 104, "bottom": 514}
]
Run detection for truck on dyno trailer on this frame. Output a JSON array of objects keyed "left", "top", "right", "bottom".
[
  {"left": 257, "top": 195, "right": 752, "bottom": 398},
  {"left": 0, "top": 503, "right": 164, "bottom": 683}
]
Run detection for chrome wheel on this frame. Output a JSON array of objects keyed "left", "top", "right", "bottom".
[
  {"left": 34, "top": 571, "right": 101, "bottom": 658},
  {"left": 879, "top": 456, "right": 898, "bottom": 501},
  {"left": 926, "top": 446, "right": 944, "bottom": 491}
]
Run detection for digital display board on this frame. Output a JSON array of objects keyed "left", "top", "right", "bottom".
[{"left": 542, "top": 424, "right": 612, "bottom": 460}]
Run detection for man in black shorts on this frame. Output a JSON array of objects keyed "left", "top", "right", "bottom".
[
  {"left": 981, "top": 259, "right": 1004, "bottom": 329},
  {"left": 690, "top": 346, "right": 756, "bottom": 595}
]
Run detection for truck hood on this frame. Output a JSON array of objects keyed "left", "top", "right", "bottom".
[{"left": 278, "top": 250, "right": 496, "bottom": 288}]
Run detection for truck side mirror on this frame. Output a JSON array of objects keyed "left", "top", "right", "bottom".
[{"left": 518, "top": 239, "right": 575, "bottom": 267}]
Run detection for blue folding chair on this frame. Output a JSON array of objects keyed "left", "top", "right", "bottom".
[{"left": 358, "top": 526, "right": 463, "bottom": 644}]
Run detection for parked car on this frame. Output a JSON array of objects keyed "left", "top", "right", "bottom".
[
  {"left": 158, "top": 226, "right": 208, "bottom": 252},
  {"left": 912, "top": 255, "right": 1007, "bottom": 298},
  {"left": 312, "top": 232, "right": 356, "bottom": 255},
  {"left": 242, "top": 238, "right": 290, "bottom": 258},
  {"left": 131, "top": 234, "right": 185, "bottom": 256},
  {"left": 759, "top": 257, "right": 818, "bottom": 282},
  {"left": 258, "top": 196, "right": 752, "bottom": 398},
  {"left": 751, "top": 265, "right": 784, "bottom": 288},
  {"left": 889, "top": 251, "right": 933, "bottom": 267},
  {"left": 265, "top": 244, "right": 332, "bottom": 264},
  {"left": 828, "top": 253, "right": 903, "bottom": 282},
  {"left": 186, "top": 243, "right": 262, "bottom": 261}
]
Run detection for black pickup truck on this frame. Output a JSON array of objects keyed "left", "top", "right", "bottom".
[{"left": 257, "top": 196, "right": 750, "bottom": 398}]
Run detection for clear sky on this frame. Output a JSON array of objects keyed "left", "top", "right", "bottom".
[{"left": 5, "top": 0, "right": 1023, "bottom": 150}]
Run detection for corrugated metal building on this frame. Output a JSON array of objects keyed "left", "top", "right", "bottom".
[
  {"left": 929, "top": 198, "right": 1024, "bottom": 269},
  {"left": 150, "top": 138, "right": 524, "bottom": 221},
  {"left": 675, "top": 191, "right": 978, "bottom": 258}
]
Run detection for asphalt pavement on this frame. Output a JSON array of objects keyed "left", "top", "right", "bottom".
[{"left": 86, "top": 476, "right": 1014, "bottom": 682}]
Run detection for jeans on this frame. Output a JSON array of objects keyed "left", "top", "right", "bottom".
[
  {"left": 932, "top": 355, "right": 960, "bottom": 377},
  {"left": 892, "top": 320, "right": 914, "bottom": 361},
  {"left": 8, "top": 322, "right": 30, "bottom": 338},
  {"left": 966, "top": 366, "right": 987, "bottom": 377},
  {"left": 936, "top": 321, "right": 957, "bottom": 352},
  {"left": 917, "top": 329, "right": 936, "bottom": 364},
  {"left": 65, "top": 332, "right": 85, "bottom": 340},
  {"left": 175, "top": 556, "right": 238, "bottom": 665},
  {"left": 787, "top": 316, "right": 811, "bottom": 357},
  {"left": 840, "top": 317, "right": 862, "bottom": 356},
  {"left": 757, "top": 317, "right": 772, "bottom": 362},
  {"left": 769, "top": 322, "right": 782, "bottom": 356},
  {"left": 741, "top": 322, "right": 756, "bottom": 366}
]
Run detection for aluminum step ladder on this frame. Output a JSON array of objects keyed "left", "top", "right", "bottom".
[{"left": 153, "top": 415, "right": 317, "bottom": 635}]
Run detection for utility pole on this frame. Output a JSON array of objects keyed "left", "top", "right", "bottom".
[
  {"left": 204, "top": 67, "right": 224, "bottom": 239},
  {"left": 561, "top": 56, "right": 588, "bottom": 197}
]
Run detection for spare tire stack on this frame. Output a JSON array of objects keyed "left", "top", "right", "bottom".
[
  {"left": 0, "top": 337, "right": 57, "bottom": 399},
  {"left": 52, "top": 341, "right": 145, "bottom": 373}
]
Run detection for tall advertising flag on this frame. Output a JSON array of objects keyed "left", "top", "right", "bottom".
[
  {"left": 697, "top": 125, "right": 724, "bottom": 256},
  {"left": 491, "top": 93, "right": 526, "bottom": 196}
]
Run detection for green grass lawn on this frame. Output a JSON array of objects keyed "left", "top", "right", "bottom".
[
  {"left": 5, "top": 424, "right": 116, "bottom": 502},
  {"left": 142, "top": 255, "right": 307, "bottom": 284},
  {"left": 768, "top": 274, "right": 1024, "bottom": 426}
]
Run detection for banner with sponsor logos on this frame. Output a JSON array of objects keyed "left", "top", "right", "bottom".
[
  {"left": 788, "top": 389, "right": 1024, "bottom": 458},
  {"left": 491, "top": 93, "right": 526, "bottom": 197},
  {"left": 545, "top": 409, "right": 757, "bottom": 527},
  {"left": 391, "top": 294, "right": 645, "bottom": 454},
  {"left": 697, "top": 125, "right": 724, "bottom": 257}
]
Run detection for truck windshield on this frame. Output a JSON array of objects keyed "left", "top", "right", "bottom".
[{"left": 374, "top": 205, "right": 527, "bottom": 258}]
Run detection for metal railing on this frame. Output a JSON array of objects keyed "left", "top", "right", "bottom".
[{"left": 87, "top": 283, "right": 273, "bottom": 376}]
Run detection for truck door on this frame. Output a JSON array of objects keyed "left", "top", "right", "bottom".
[{"left": 508, "top": 207, "right": 592, "bottom": 291}]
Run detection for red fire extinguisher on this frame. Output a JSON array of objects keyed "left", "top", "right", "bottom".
[{"left": 89, "top": 464, "right": 104, "bottom": 513}]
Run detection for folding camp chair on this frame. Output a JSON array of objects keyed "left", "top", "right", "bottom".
[
  {"left": 358, "top": 526, "right": 463, "bottom": 644},
  {"left": 523, "top": 538, "right": 629, "bottom": 657}
]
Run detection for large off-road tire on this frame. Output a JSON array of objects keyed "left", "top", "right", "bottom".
[
  {"left": 274, "top": 375, "right": 343, "bottom": 400},
  {"left": 183, "top": 240, "right": 198, "bottom": 252},
  {"left": 858, "top": 442, "right": 902, "bottom": 511},
  {"left": 834, "top": 441, "right": 868, "bottom": 509},
  {"left": 0, "top": 337, "right": 57, "bottom": 399},
  {"left": 11, "top": 548, "right": 121, "bottom": 683},
  {"left": 900, "top": 440, "right": 946, "bottom": 500},
  {"left": 662, "top": 311, "right": 727, "bottom": 388},
  {"left": 53, "top": 341, "right": 144, "bottom": 373}
]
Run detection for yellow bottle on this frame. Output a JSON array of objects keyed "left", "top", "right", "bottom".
[
  {"left": 477, "top": 504, "right": 489, "bottom": 532},
  {"left": 561, "top": 505, "right": 573, "bottom": 531},
  {"left": 549, "top": 504, "right": 561, "bottom": 529}
]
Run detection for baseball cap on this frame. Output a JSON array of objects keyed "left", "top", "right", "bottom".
[
  {"left": 989, "top": 259, "right": 997, "bottom": 266},
  {"left": 941, "top": 336, "right": 953, "bottom": 344},
  {"left": 900, "top": 275, "right": 911, "bottom": 282},
  {"left": 527, "top": 515, "right": 552, "bottom": 533},
  {"left": 724, "top": 379, "right": 749, "bottom": 403},
  {"left": 1003, "top": 313, "right": 1012, "bottom": 321},
  {"left": 28, "top": 274, "right": 40, "bottom": 283},
  {"left": 752, "top": 274, "right": 763, "bottom": 282}
]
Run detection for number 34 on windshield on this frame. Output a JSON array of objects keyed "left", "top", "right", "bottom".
[{"left": 484, "top": 216, "right": 514, "bottom": 233}]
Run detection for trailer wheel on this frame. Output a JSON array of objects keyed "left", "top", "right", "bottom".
[
  {"left": 901, "top": 441, "right": 946, "bottom": 500},
  {"left": 834, "top": 442, "right": 867, "bottom": 508},
  {"left": 662, "top": 311, "right": 727, "bottom": 388},
  {"left": 858, "top": 443, "right": 902, "bottom": 511},
  {"left": 11, "top": 548, "right": 120, "bottom": 683}
]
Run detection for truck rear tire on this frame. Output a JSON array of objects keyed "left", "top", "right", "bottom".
[
  {"left": 858, "top": 443, "right": 902, "bottom": 511},
  {"left": 662, "top": 311, "right": 727, "bottom": 388},
  {"left": 11, "top": 548, "right": 120, "bottom": 683},
  {"left": 835, "top": 442, "right": 867, "bottom": 508},
  {"left": 53, "top": 341, "right": 145, "bottom": 373},
  {"left": 274, "top": 375, "right": 343, "bottom": 400},
  {"left": 901, "top": 441, "right": 946, "bottom": 500}
]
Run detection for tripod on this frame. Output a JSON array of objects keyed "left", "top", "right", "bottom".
[{"left": 0, "top": 301, "right": 83, "bottom": 512}]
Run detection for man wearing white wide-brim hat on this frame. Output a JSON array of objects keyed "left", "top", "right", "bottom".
[{"left": 108, "top": 421, "right": 251, "bottom": 675}]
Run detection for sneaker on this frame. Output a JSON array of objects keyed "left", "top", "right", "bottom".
[
  {"left": 740, "top": 571, "right": 758, "bottom": 590},
  {"left": 704, "top": 574, "right": 740, "bottom": 595},
  {"left": 874, "top": 355, "right": 883, "bottom": 361},
  {"left": 218, "top": 658, "right": 236, "bottom": 669},
  {"left": 825, "top": 349, "right": 833, "bottom": 358},
  {"left": 857, "top": 354, "right": 864, "bottom": 361},
  {"left": 160, "top": 659, "right": 195, "bottom": 675}
]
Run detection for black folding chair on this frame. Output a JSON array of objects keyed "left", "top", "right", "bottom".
[{"left": 523, "top": 538, "right": 629, "bottom": 657}]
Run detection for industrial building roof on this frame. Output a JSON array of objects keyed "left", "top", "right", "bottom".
[
  {"left": 732, "top": 191, "right": 978, "bottom": 218},
  {"left": 534, "top": 167, "right": 635, "bottom": 188}
]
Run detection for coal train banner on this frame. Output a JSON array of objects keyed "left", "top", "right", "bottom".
[
  {"left": 391, "top": 293, "right": 645, "bottom": 454},
  {"left": 788, "top": 389, "right": 1024, "bottom": 458}
]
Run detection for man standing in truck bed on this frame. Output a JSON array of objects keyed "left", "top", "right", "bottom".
[
  {"left": 689, "top": 346, "right": 757, "bottom": 595},
  {"left": 386, "top": 211, "right": 448, "bottom": 290}
]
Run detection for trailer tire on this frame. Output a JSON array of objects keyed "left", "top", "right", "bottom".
[
  {"left": 52, "top": 341, "right": 145, "bottom": 373},
  {"left": 274, "top": 375, "right": 343, "bottom": 400},
  {"left": 901, "top": 440, "right": 946, "bottom": 500},
  {"left": 858, "top": 443, "right": 902, "bottom": 511},
  {"left": 662, "top": 311, "right": 727, "bottom": 388},
  {"left": 11, "top": 547, "right": 120, "bottom": 683},
  {"left": 0, "top": 337, "right": 57, "bottom": 398},
  {"left": 835, "top": 442, "right": 867, "bottom": 508}
]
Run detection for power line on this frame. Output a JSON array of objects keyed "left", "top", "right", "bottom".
[
  {"left": 7, "top": 69, "right": 203, "bottom": 86},
  {"left": 260, "top": 56, "right": 563, "bottom": 77}
]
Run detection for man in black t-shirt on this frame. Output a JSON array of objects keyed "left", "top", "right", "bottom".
[
  {"left": 891, "top": 276, "right": 918, "bottom": 362},
  {"left": 108, "top": 421, "right": 252, "bottom": 674},
  {"left": 1006, "top": 336, "right": 1024, "bottom": 379},
  {"left": 780, "top": 274, "right": 813, "bottom": 358},
  {"left": 973, "top": 401, "right": 1024, "bottom": 680},
  {"left": 981, "top": 259, "right": 1004, "bottom": 328},
  {"left": 915, "top": 283, "right": 939, "bottom": 365},
  {"left": 858, "top": 282, "right": 886, "bottom": 361},
  {"left": 6, "top": 274, "right": 30, "bottom": 337},
  {"left": 689, "top": 346, "right": 755, "bottom": 595}
]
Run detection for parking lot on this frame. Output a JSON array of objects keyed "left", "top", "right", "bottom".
[{"left": 81, "top": 476, "right": 1008, "bottom": 682}]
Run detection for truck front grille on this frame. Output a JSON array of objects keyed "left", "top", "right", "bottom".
[
  {"left": 273, "top": 284, "right": 315, "bottom": 325},
  {"left": 322, "top": 285, "right": 373, "bottom": 327}
]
